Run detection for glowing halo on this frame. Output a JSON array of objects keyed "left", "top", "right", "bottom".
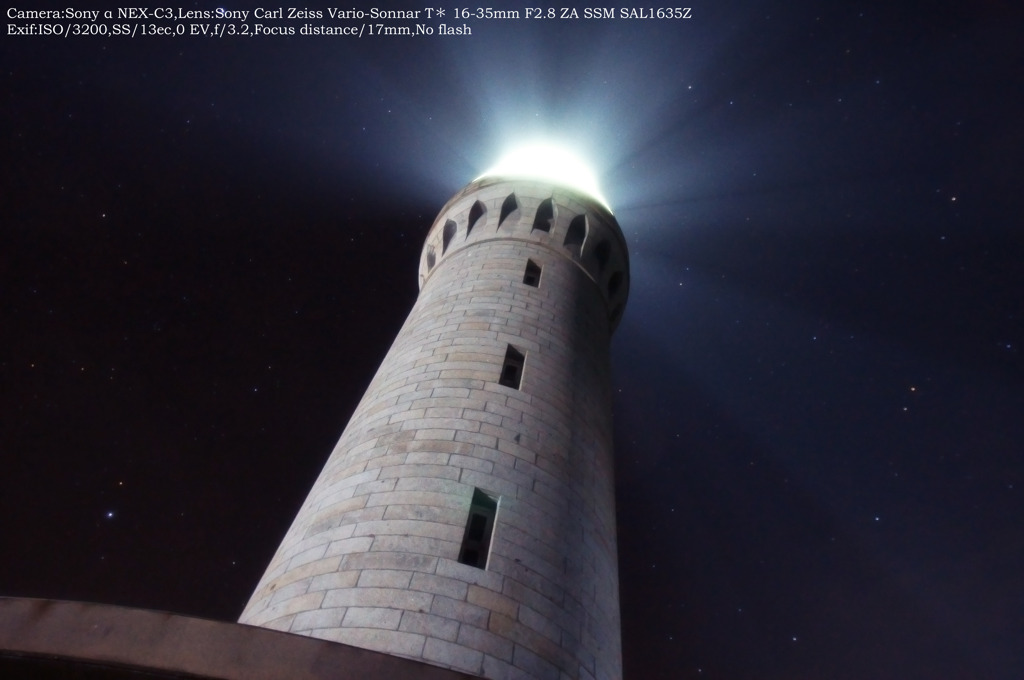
[{"left": 477, "top": 143, "right": 611, "bottom": 211}]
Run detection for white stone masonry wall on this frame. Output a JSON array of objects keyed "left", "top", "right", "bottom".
[{"left": 240, "top": 179, "right": 629, "bottom": 680}]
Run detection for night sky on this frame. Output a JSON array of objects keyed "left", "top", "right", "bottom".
[{"left": 3, "top": 1, "right": 1022, "bottom": 678}]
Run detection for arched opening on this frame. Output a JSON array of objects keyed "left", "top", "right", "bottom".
[
  {"left": 442, "top": 219, "right": 457, "bottom": 254},
  {"left": 594, "top": 240, "right": 611, "bottom": 273},
  {"left": 564, "top": 214, "right": 587, "bottom": 255},
  {"left": 608, "top": 271, "right": 624, "bottom": 297},
  {"left": 498, "top": 193, "right": 518, "bottom": 227},
  {"left": 532, "top": 198, "right": 554, "bottom": 232},
  {"left": 467, "top": 200, "right": 486, "bottom": 235}
]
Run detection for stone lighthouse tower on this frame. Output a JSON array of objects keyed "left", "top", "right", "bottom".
[{"left": 239, "top": 151, "right": 630, "bottom": 680}]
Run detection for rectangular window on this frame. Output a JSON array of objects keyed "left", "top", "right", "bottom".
[
  {"left": 458, "top": 488, "right": 499, "bottom": 569},
  {"left": 523, "top": 259, "right": 541, "bottom": 287},
  {"left": 499, "top": 345, "right": 525, "bottom": 389}
]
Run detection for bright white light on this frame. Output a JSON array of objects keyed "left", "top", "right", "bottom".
[{"left": 478, "top": 142, "right": 611, "bottom": 211}]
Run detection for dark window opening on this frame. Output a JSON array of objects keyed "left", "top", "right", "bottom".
[
  {"left": 498, "top": 345, "right": 525, "bottom": 389},
  {"left": 468, "top": 200, "right": 486, "bottom": 235},
  {"left": 532, "top": 198, "right": 554, "bottom": 232},
  {"left": 608, "top": 271, "right": 623, "bottom": 297},
  {"left": 458, "top": 488, "right": 498, "bottom": 569},
  {"left": 426, "top": 247, "right": 436, "bottom": 270},
  {"left": 442, "top": 220, "right": 457, "bottom": 254},
  {"left": 523, "top": 260, "right": 541, "bottom": 287},
  {"left": 594, "top": 240, "right": 611, "bottom": 272},
  {"left": 564, "top": 214, "right": 587, "bottom": 255},
  {"left": 499, "top": 193, "right": 518, "bottom": 227}
]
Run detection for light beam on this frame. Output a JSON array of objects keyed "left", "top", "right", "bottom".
[{"left": 478, "top": 142, "right": 612, "bottom": 211}]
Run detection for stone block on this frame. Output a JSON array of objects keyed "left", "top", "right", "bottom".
[
  {"left": 394, "top": 476, "right": 467, "bottom": 495},
  {"left": 307, "top": 569, "right": 360, "bottom": 593},
  {"left": 458, "top": 624, "right": 515, "bottom": 662},
  {"left": 339, "top": 551, "right": 438, "bottom": 574},
  {"left": 454, "top": 430, "right": 498, "bottom": 447},
  {"left": 398, "top": 610, "right": 460, "bottom": 641},
  {"left": 459, "top": 468, "right": 519, "bottom": 499},
  {"left": 404, "top": 451, "right": 452, "bottom": 465},
  {"left": 252, "top": 591, "right": 326, "bottom": 626},
  {"left": 430, "top": 595, "right": 489, "bottom": 628},
  {"left": 387, "top": 408, "right": 427, "bottom": 424},
  {"left": 491, "top": 555, "right": 564, "bottom": 605},
  {"left": 262, "top": 556, "right": 342, "bottom": 592},
  {"left": 354, "top": 519, "right": 462, "bottom": 543},
  {"left": 357, "top": 569, "right": 414, "bottom": 589},
  {"left": 410, "top": 571, "right": 469, "bottom": 601},
  {"left": 365, "top": 453, "right": 409, "bottom": 470},
  {"left": 342, "top": 606, "right": 403, "bottom": 630},
  {"left": 365, "top": 489, "right": 466, "bottom": 510},
  {"left": 323, "top": 536, "right": 375, "bottom": 558},
  {"left": 519, "top": 605, "right": 562, "bottom": 644},
  {"left": 431, "top": 386, "right": 471, "bottom": 398},
  {"left": 450, "top": 453, "right": 493, "bottom": 474},
  {"left": 266, "top": 579, "right": 311, "bottom": 606},
  {"left": 352, "top": 477, "right": 399, "bottom": 497},
  {"left": 259, "top": 613, "right": 297, "bottom": 632},
  {"left": 466, "top": 584, "right": 519, "bottom": 619},
  {"left": 423, "top": 638, "right": 484, "bottom": 674},
  {"left": 435, "top": 557, "right": 504, "bottom": 591},
  {"left": 513, "top": 642, "right": 562, "bottom": 680},
  {"left": 482, "top": 654, "right": 525, "bottom": 680},
  {"left": 383, "top": 504, "right": 465, "bottom": 526},
  {"left": 370, "top": 534, "right": 460, "bottom": 558},
  {"left": 378, "top": 463, "right": 461, "bottom": 482},
  {"left": 310, "top": 494, "right": 368, "bottom": 520},
  {"left": 414, "top": 428, "right": 457, "bottom": 441},
  {"left": 323, "top": 467, "right": 381, "bottom": 492},
  {"left": 290, "top": 606, "right": 347, "bottom": 632},
  {"left": 323, "top": 587, "right": 433, "bottom": 612}
]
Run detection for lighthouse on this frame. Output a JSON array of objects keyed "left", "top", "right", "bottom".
[{"left": 240, "top": 149, "right": 630, "bottom": 680}]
